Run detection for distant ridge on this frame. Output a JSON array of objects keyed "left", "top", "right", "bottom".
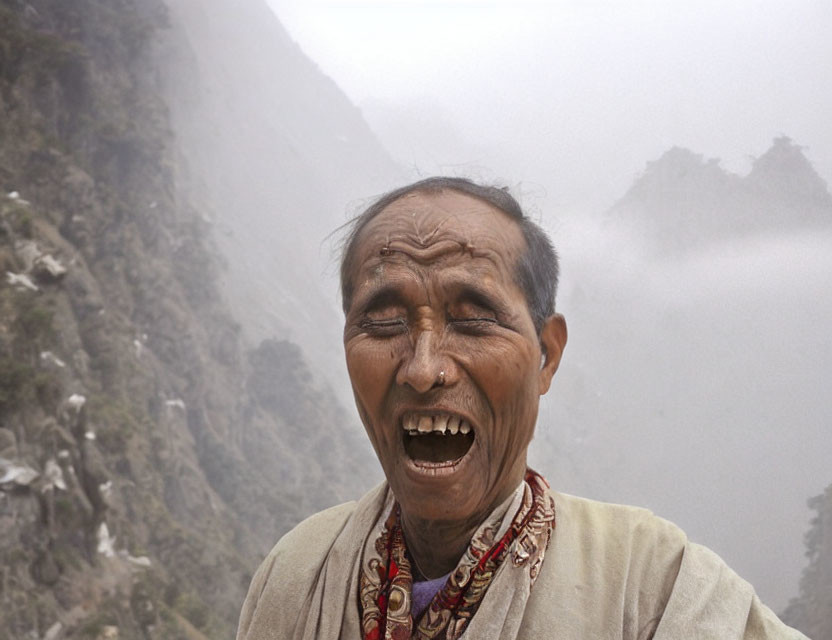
[
  {"left": 612, "top": 137, "right": 832, "bottom": 253},
  {"left": 746, "top": 137, "right": 832, "bottom": 208}
]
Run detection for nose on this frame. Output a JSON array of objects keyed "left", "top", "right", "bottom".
[{"left": 396, "top": 329, "right": 448, "bottom": 393}]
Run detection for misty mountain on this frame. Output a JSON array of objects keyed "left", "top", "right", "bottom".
[
  {"left": 155, "top": 0, "right": 402, "bottom": 404},
  {"left": 611, "top": 136, "right": 831, "bottom": 253},
  {"left": 529, "top": 138, "right": 832, "bottom": 616},
  {"left": 0, "top": 1, "right": 381, "bottom": 637}
]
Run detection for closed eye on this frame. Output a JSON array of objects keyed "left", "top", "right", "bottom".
[
  {"left": 448, "top": 315, "right": 498, "bottom": 335},
  {"left": 447, "top": 290, "right": 499, "bottom": 333},
  {"left": 450, "top": 316, "right": 497, "bottom": 324},
  {"left": 359, "top": 317, "right": 407, "bottom": 336}
]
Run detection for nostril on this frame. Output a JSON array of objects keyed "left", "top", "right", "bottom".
[
  {"left": 397, "top": 365, "right": 446, "bottom": 393},
  {"left": 396, "top": 334, "right": 447, "bottom": 393}
]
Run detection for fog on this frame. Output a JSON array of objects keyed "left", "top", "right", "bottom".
[
  {"left": 154, "top": 0, "right": 832, "bottom": 614},
  {"left": 252, "top": 0, "right": 832, "bottom": 611},
  {"left": 534, "top": 218, "right": 832, "bottom": 612},
  {"left": 269, "top": 0, "right": 832, "bottom": 212},
  {"left": 3, "top": 1, "right": 829, "bottom": 634}
]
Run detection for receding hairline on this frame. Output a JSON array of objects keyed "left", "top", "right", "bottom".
[
  {"left": 340, "top": 176, "right": 559, "bottom": 336},
  {"left": 341, "top": 185, "right": 528, "bottom": 300},
  {"left": 354, "top": 186, "right": 524, "bottom": 243}
]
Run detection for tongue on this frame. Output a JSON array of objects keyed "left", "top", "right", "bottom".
[{"left": 405, "top": 432, "right": 474, "bottom": 463}]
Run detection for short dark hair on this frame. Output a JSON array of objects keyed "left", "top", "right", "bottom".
[{"left": 339, "top": 176, "right": 559, "bottom": 334}]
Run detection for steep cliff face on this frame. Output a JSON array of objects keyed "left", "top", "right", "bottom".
[
  {"left": 155, "top": 0, "right": 401, "bottom": 403},
  {"left": 782, "top": 483, "right": 832, "bottom": 639},
  {"left": 0, "top": 1, "right": 374, "bottom": 637}
]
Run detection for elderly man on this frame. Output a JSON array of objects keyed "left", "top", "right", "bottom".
[{"left": 236, "top": 177, "right": 806, "bottom": 639}]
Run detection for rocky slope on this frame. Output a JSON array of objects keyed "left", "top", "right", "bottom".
[{"left": 0, "top": 1, "right": 375, "bottom": 637}]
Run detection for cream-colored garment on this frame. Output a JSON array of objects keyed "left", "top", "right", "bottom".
[{"left": 237, "top": 484, "right": 808, "bottom": 640}]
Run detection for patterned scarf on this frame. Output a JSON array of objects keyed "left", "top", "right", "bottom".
[{"left": 359, "top": 470, "right": 555, "bottom": 640}]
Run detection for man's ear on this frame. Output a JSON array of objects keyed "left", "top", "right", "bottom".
[{"left": 538, "top": 313, "right": 567, "bottom": 395}]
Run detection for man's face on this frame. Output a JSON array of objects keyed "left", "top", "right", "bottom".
[{"left": 343, "top": 190, "right": 566, "bottom": 525}]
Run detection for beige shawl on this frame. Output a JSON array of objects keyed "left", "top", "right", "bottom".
[{"left": 237, "top": 483, "right": 808, "bottom": 639}]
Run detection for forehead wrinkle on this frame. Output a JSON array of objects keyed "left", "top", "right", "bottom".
[
  {"left": 357, "top": 243, "right": 511, "bottom": 290},
  {"left": 358, "top": 220, "right": 519, "bottom": 273},
  {"left": 348, "top": 190, "right": 527, "bottom": 306},
  {"left": 351, "top": 241, "right": 523, "bottom": 314},
  {"left": 355, "top": 252, "right": 520, "bottom": 313},
  {"left": 385, "top": 191, "right": 484, "bottom": 233},
  {"left": 368, "top": 191, "right": 518, "bottom": 251},
  {"left": 383, "top": 239, "right": 502, "bottom": 268}
]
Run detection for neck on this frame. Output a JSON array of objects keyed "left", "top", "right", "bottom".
[
  {"left": 400, "top": 512, "right": 476, "bottom": 580},
  {"left": 399, "top": 479, "right": 524, "bottom": 580}
]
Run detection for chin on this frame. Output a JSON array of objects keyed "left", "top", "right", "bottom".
[{"left": 386, "top": 443, "right": 499, "bottom": 525}]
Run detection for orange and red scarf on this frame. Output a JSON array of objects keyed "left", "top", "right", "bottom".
[{"left": 359, "top": 470, "right": 555, "bottom": 640}]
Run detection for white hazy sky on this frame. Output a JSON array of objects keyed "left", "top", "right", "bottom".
[
  {"left": 266, "top": 0, "right": 831, "bottom": 211},
  {"left": 261, "top": 0, "right": 831, "bottom": 612}
]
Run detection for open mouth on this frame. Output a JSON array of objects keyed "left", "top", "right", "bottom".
[{"left": 402, "top": 412, "right": 475, "bottom": 465}]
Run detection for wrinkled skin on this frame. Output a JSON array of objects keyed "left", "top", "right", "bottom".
[{"left": 343, "top": 190, "right": 567, "bottom": 577}]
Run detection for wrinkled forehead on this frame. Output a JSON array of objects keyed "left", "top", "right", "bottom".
[{"left": 350, "top": 190, "right": 526, "bottom": 279}]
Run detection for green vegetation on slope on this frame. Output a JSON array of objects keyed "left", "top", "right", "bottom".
[{"left": 0, "top": 1, "right": 374, "bottom": 637}]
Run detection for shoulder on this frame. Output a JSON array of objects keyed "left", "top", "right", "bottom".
[
  {"left": 535, "top": 493, "right": 807, "bottom": 638},
  {"left": 255, "top": 500, "right": 357, "bottom": 586},
  {"left": 552, "top": 490, "right": 687, "bottom": 556},
  {"left": 541, "top": 491, "right": 687, "bottom": 592},
  {"left": 269, "top": 501, "right": 358, "bottom": 562},
  {"left": 236, "top": 501, "right": 357, "bottom": 638},
  {"left": 653, "top": 542, "right": 809, "bottom": 638},
  {"left": 522, "top": 492, "right": 687, "bottom": 638},
  {"left": 550, "top": 492, "right": 687, "bottom": 592}
]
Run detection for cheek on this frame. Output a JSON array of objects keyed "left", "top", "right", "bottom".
[
  {"left": 466, "top": 340, "right": 540, "bottom": 407},
  {"left": 345, "top": 337, "right": 401, "bottom": 424},
  {"left": 462, "top": 340, "right": 540, "bottom": 457}
]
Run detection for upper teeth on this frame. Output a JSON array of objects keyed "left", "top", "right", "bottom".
[{"left": 403, "top": 413, "right": 472, "bottom": 436}]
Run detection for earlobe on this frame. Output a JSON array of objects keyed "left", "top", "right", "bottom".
[{"left": 538, "top": 314, "right": 567, "bottom": 395}]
